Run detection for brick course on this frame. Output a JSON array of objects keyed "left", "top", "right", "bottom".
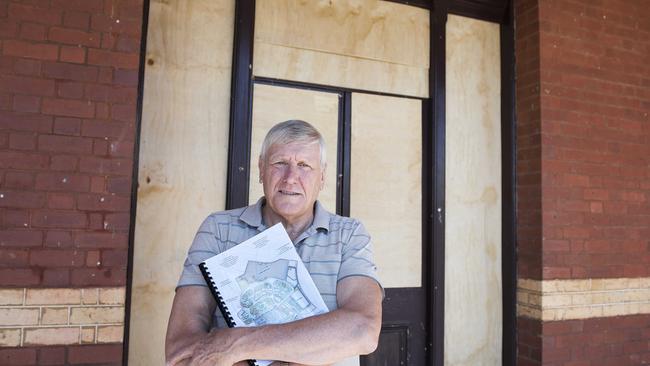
[
  {"left": 0, "top": 0, "right": 143, "bottom": 293},
  {"left": 516, "top": 0, "right": 543, "bottom": 281},
  {"left": 516, "top": 0, "right": 650, "bottom": 365},
  {"left": 0, "top": 287, "right": 126, "bottom": 349},
  {"left": 537, "top": 0, "right": 650, "bottom": 281},
  {"left": 1, "top": 0, "right": 141, "bottom": 361}
]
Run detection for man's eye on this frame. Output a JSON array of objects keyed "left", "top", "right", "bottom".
[
  {"left": 273, "top": 161, "right": 287, "bottom": 166},
  {"left": 298, "top": 162, "right": 312, "bottom": 169}
]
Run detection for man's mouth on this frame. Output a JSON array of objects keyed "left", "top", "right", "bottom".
[{"left": 279, "top": 190, "right": 301, "bottom": 196}]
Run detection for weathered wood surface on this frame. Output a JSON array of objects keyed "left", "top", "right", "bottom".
[
  {"left": 129, "top": 1, "right": 235, "bottom": 364},
  {"left": 445, "top": 14, "right": 502, "bottom": 366}
]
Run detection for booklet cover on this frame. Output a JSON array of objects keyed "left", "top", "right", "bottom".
[{"left": 199, "top": 223, "right": 329, "bottom": 366}]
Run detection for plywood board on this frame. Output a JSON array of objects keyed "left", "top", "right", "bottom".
[
  {"left": 254, "top": 0, "right": 429, "bottom": 98},
  {"left": 249, "top": 83, "right": 340, "bottom": 212},
  {"left": 444, "top": 15, "right": 502, "bottom": 366},
  {"left": 350, "top": 93, "right": 422, "bottom": 288},
  {"left": 129, "top": 0, "right": 234, "bottom": 364}
]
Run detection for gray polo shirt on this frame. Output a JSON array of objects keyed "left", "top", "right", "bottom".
[{"left": 177, "top": 198, "right": 382, "bottom": 327}]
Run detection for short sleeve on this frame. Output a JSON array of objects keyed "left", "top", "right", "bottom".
[
  {"left": 176, "top": 215, "right": 222, "bottom": 288},
  {"left": 338, "top": 221, "right": 383, "bottom": 292}
]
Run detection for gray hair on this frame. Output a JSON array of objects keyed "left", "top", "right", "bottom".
[{"left": 259, "top": 120, "right": 326, "bottom": 168}]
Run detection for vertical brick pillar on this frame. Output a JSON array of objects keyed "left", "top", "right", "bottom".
[
  {"left": 516, "top": 0, "right": 650, "bottom": 365},
  {"left": 516, "top": 0, "right": 543, "bottom": 364},
  {"left": 0, "top": 0, "right": 144, "bottom": 363}
]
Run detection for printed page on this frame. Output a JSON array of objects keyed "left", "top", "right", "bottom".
[{"left": 201, "top": 223, "right": 329, "bottom": 365}]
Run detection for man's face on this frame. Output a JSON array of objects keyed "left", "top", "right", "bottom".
[{"left": 260, "top": 141, "right": 325, "bottom": 224}]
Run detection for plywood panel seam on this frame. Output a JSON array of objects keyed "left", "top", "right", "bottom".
[{"left": 256, "top": 41, "right": 428, "bottom": 68}]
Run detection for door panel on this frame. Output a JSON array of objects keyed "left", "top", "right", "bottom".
[
  {"left": 350, "top": 93, "right": 426, "bottom": 365},
  {"left": 361, "top": 288, "right": 428, "bottom": 366},
  {"left": 248, "top": 83, "right": 340, "bottom": 211},
  {"left": 249, "top": 2, "right": 431, "bottom": 365},
  {"left": 350, "top": 93, "right": 423, "bottom": 288},
  {"left": 445, "top": 15, "right": 502, "bottom": 366}
]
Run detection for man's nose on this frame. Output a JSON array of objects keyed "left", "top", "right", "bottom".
[{"left": 283, "top": 164, "right": 300, "bottom": 183}]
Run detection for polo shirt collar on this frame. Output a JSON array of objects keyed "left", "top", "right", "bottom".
[
  {"left": 239, "top": 198, "right": 265, "bottom": 229},
  {"left": 239, "top": 198, "right": 330, "bottom": 232},
  {"left": 312, "top": 201, "right": 330, "bottom": 232}
]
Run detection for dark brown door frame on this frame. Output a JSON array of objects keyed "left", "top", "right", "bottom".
[{"left": 123, "top": 0, "right": 517, "bottom": 365}]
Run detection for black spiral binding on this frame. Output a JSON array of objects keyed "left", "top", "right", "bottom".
[{"left": 199, "top": 262, "right": 260, "bottom": 366}]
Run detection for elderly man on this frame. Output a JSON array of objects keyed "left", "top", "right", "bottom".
[{"left": 165, "top": 120, "right": 383, "bottom": 366}]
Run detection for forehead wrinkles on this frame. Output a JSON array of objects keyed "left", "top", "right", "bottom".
[{"left": 266, "top": 143, "right": 320, "bottom": 164}]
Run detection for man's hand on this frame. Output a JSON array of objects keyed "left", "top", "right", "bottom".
[{"left": 189, "top": 327, "right": 243, "bottom": 366}]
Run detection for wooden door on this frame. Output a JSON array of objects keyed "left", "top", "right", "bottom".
[
  {"left": 350, "top": 93, "right": 427, "bottom": 366},
  {"left": 242, "top": 82, "right": 429, "bottom": 366}
]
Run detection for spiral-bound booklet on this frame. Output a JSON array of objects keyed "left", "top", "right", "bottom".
[{"left": 199, "top": 223, "right": 329, "bottom": 366}]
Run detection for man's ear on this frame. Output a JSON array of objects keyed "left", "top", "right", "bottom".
[{"left": 258, "top": 157, "right": 264, "bottom": 183}]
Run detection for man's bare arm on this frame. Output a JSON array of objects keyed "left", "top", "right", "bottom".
[
  {"left": 189, "top": 276, "right": 382, "bottom": 365},
  {"left": 165, "top": 286, "right": 217, "bottom": 365}
]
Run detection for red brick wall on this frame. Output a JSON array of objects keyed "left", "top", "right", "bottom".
[
  {"left": 516, "top": 0, "right": 543, "bottom": 363},
  {"left": 516, "top": 0, "right": 650, "bottom": 365},
  {"left": 542, "top": 315, "right": 650, "bottom": 366},
  {"left": 0, "top": 0, "right": 142, "bottom": 288},
  {"left": 537, "top": 1, "right": 650, "bottom": 358},
  {"left": 516, "top": 0, "right": 543, "bottom": 281},
  {"left": 538, "top": 0, "right": 650, "bottom": 280},
  {"left": 518, "top": 316, "right": 542, "bottom": 366},
  {"left": 1, "top": 1, "right": 142, "bottom": 363},
  {"left": 0, "top": 344, "right": 122, "bottom": 366}
]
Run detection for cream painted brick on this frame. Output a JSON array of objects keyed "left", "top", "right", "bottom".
[
  {"left": 603, "top": 278, "right": 628, "bottom": 290},
  {"left": 517, "top": 305, "right": 541, "bottom": 319},
  {"left": 542, "top": 308, "right": 557, "bottom": 321},
  {"left": 70, "top": 306, "right": 124, "bottom": 324},
  {"left": 0, "top": 289, "right": 24, "bottom": 306},
  {"left": 24, "top": 327, "right": 79, "bottom": 345},
  {"left": 568, "top": 306, "right": 602, "bottom": 320},
  {"left": 639, "top": 288, "right": 650, "bottom": 298},
  {"left": 591, "top": 279, "right": 606, "bottom": 290},
  {"left": 543, "top": 294, "right": 572, "bottom": 307},
  {"left": 627, "top": 289, "right": 650, "bottom": 302},
  {"left": 638, "top": 303, "right": 650, "bottom": 314},
  {"left": 517, "top": 279, "right": 541, "bottom": 291},
  {"left": 604, "top": 291, "right": 628, "bottom": 304},
  {"left": 26, "top": 289, "right": 81, "bottom": 305},
  {"left": 517, "top": 291, "right": 529, "bottom": 304},
  {"left": 0, "top": 328, "right": 21, "bottom": 347},
  {"left": 0, "top": 308, "right": 39, "bottom": 326},
  {"left": 591, "top": 293, "right": 607, "bottom": 304},
  {"left": 638, "top": 278, "right": 650, "bottom": 289},
  {"left": 97, "top": 325, "right": 123, "bottom": 343},
  {"left": 628, "top": 278, "right": 641, "bottom": 289},
  {"left": 571, "top": 294, "right": 591, "bottom": 305},
  {"left": 602, "top": 303, "right": 627, "bottom": 317},
  {"left": 541, "top": 280, "right": 558, "bottom": 293},
  {"left": 556, "top": 280, "right": 591, "bottom": 292},
  {"left": 81, "top": 326, "right": 95, "bottom": 344},
  {"left": 528, "top": 293, "right": 542, "bottom": 306},
  {"left": 82, "top": 289, "right": 98, "bottom": 305},
  {"left": 549, "top": 306, "right": 599, "bottom": 321},
  {"left": 619, "top": 290, "right": 636, "bottom": 302},
  {"left": 41, "top": 307, "right": 69, "bottom": 325},
  {"left": 99, "top": 287, "right": 125, "bottom": 305}
]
